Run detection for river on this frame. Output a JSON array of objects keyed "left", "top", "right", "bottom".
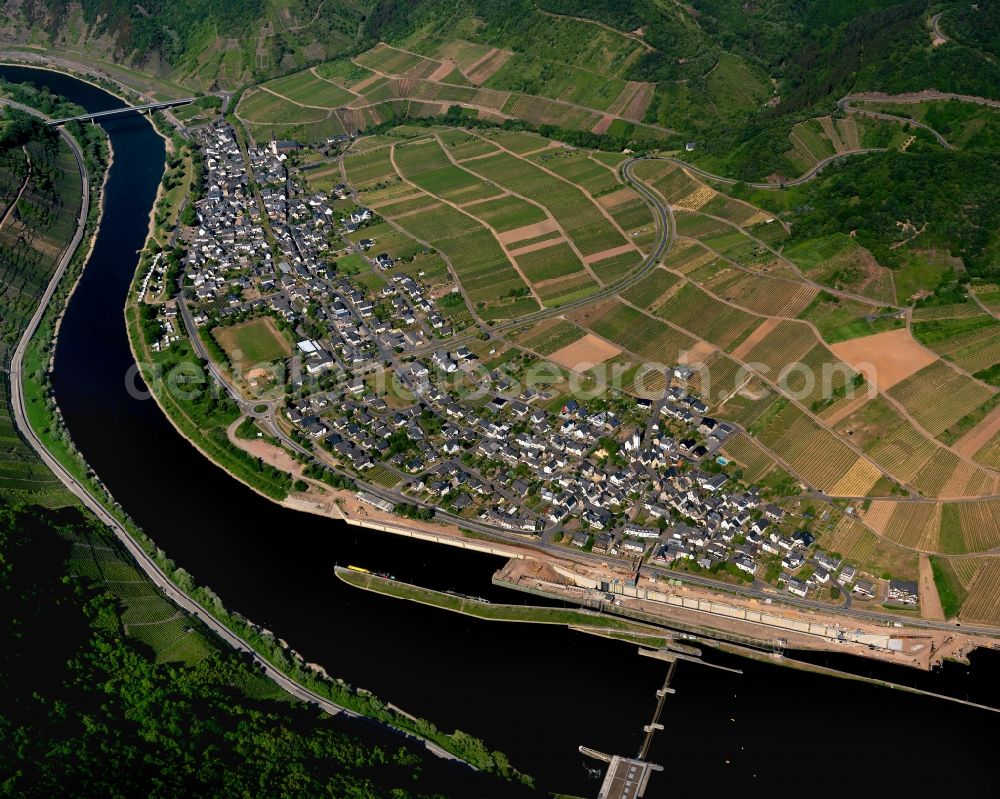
[{"left": 1, "top": 63, "right": 996, "bottom": 795}]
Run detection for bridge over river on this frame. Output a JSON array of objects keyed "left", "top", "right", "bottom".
[{"left": 46, "top": 97, "right": 194, "bottom": 125}]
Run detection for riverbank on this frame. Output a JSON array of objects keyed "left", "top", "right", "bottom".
[
  {"left": 2, "top": 94, "right": 107, "bottom": 509},
  {"left": 336, "top": 565, "right": 664, "bottom": 636},
  {"left": 7, "top": 58, "right": 1000, "bottom": 797},
  {"left": 48, "top": 134, "right": 112, "bottom": 362},
  {"left": 2, "top": 63, "right": 531, "bottom": 782},
  {"left": 116, "top": 106, "right": 539, "bottom": 782},
  {"left": 227, "top": 424, "right": 1000, "bottom": 674},
  {"left": 0, "top": 49, "right": 189, "bottom": 106},
  {"left": 338, "top": 567, "right": 1000, "bottom": 714}
]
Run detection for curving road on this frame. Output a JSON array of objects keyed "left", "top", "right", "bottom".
[
  {"left": 120, "top": 91, "right": 1000, "bottom": 678},
  {"left": 401, "top": 156, "right": 675, "bottom": 361},
  {"left": 3, "top": 98, "right": 466, "bottom": 767},
  {"left": 929, "top": 12, "right": 950, "bottom": 45},
  {"left": 838, "top": 97, "right": 954, "bottom": 150},
  {"left": 230, "top": 158, "right": 1000, "bottom": 641},
  {"left": 668, "top": 147, "right": 883, "bottom": 189}
]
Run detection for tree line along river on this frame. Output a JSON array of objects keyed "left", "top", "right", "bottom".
[{"left": 1, "top": 63, "right": 996, "bottom": 795}]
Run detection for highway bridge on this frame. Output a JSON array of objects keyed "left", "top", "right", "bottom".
[{"left": 47, "top": 98, "right": 195, "bottom": 125}]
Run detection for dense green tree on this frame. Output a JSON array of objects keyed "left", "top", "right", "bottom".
[{"left": 0, "top": 504, "right": 526, "bottom": 797}]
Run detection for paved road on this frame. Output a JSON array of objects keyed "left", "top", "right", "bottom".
[
  {"left": 3, "top": 98, "right": 466, "bottom": 767},
  {"left": 670, "top": 147, "right": 883, "bottom": 189},
  {"left": 176, "top": 293, "right": 247, "bottom": 405},
  {"left": 48, "top": 98, "right": 194, "bottom": 125},
  {"left": 838, "top": 97, "right": 954, "bottom": 150},
  {"left": 229, "top": 155, "right": 1000, "bottom": 640},
  {"left": 929, "top": 12, "right": 950, "bottom": 45},
  {"left": 119, "top": 94, "right": 1000, "bottom": 656},
  {"left": 402, "top": 155, "right": 675, "bottom": 360},
  {"left": 665, "top": 89, "right": 1000, "bottom": 188}
]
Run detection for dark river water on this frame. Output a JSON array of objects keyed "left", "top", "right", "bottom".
[{"left": 2, "top": 63, "right": 996, "bottom": 796}]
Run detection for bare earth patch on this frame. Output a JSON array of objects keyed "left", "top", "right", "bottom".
[
  {"left": 548, "top": 333, "right": 622, "bottom": 370},
  {"left": 591, "top": 114, "right": 614, "bottom": 134},
  {"left": 430, "top": 283, "right": 458, "bottom": 299},
  {"left": 496, "top": 218, "right": 561, "bottom": 245},
  {"left": 919, "top": 554, "right": 946, "bottom": 620},
  {"left": 227, "top": 420, "right": 303, "bottom": 477},
  {"left": 606, "top": 82, "right": 640, "bottom": 116},
  {"left": 583, "top": 242, "right": 638, "bottom": 265},
  {"left": 567, "top": 297, "right": 619, "bottom": 329},
  {"left": 597, "top": 187, "right": 637, "bottom": 209},
  {"left": 621, "top": 82, "right": 654, "bottom": 122},
  {"left": 953, "top": 402, "right": 1000, "bottom": 459},
  {"left": 349, "top": 72, "right": 382, "bottom": 93},
  {"left": 822, "top": 393, "right": 873, "bottom": 427},
  {"left": 830, "top": 327, "right": 938, "bottom": 392},
  {"left": 679, "top": 339, "right": 717, "bottom": 366},
  {"left": 730, "top": 318, "right": 780, "bottom": 360},
  {"left": 427, "top": 59, "right": 455, "bottom": 82},
  {"left": 508, "top": 235, "right": 568, "bottom": 257},
  {"left": 464, "top": 48, "right": 513, "bottom": 85}
]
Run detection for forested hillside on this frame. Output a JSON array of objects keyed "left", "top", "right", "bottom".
[
  {"left": 4, "top": 2, "right": 998, "bottom": 178},
  {"left": 0, "top": 0, "right": 370, "bottom": 90},
  {"left": 362, "top": 0, "right": 1000, "bottom": 178},
  {"left": 0, "top": 504, "right": 527, "bottom": 797},
  {"left": 785, "top": 147, "right": 1000, "bottom": 277}
]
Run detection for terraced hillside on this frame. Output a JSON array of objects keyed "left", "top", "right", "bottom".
[
  {"left": 237, "top": 40, "right": 675, "bottom": 147},
  {"left": 321, "top": 121, "right": 1000, "bottom": 518},
  {"left": 337, "top": 126, "right": 653, "bottom": 318}
]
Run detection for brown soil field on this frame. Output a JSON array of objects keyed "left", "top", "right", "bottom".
[
  {"left": 679, "top": 339, "right": 717, "bottom": 366},
  {"left": 606, "top": 83, "right": 639, "bottom": 116},
  {"left": 508, "top": 235, "right": 569, "bottom": 257},
  {"left": 830, "top": 327, "right": 938, "bottom": 391},
  {"left": 621, "top": 82, "right": 654, "bottom": 121},
  {"left": 496, "top": 218, "right": 561, "bottom": 245},
  {"left": 953, "top": 402, "right": 1000, "bottom": 459},
  {"left": 821, "top": 393, "right": 874, "bottom": 427},
  {"left": 566, "top": 297, "right": 619, "bottom": 328},
  {"left": 426, "top": 59, "right": 455, "bottom": 82},
  {"left": 591, "top": 114, "right": 614, "bottom": 134},
  {"left": 583, "top": 242, "right": 638, "bottom": 264},
  {"left": 730, "top": 318, "right": 780, "bottom": 360},
  {"left": 349, "top": 73, "right": 382, "bottom": 93},
  {"left": 548, "top": 333, "right": 622, "bottom": 370},
  {"left": 919, "top": 554, "right": 946, "bottom": 620},
  {"left": 597, "top": 187, "right": 636, "bottom": 209},
  {"left": 465, "top": 48, "right": 513, "bottom": 84}
]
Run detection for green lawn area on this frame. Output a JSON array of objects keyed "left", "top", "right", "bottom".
[
  {"left": 706, "top": 53, "right": 772, "bottom": 117},
  {"left": 353, "top": 271, "right": 387, "bottom": 291},
  {"left": 892, "top": 251, "right": 954, "bottom": 303},
  {"left": 930, "top": 556, "right": 968, "bottom": 619},
  {"left": 335, "top": 253, "right": 370, "bottom": 274},
  {"left": 213, "top": 317, "right": 292, "bottom": 367},
  {"left": 783, "top": 232, "right": 854, "bottom": 271},
  {"left": 799, "top": 291, "right": 901, "bottom": 343}
]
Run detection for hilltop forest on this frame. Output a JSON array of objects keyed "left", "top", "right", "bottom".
[{"left": 3, "top": 1, "right": 998, "bottom": 178}]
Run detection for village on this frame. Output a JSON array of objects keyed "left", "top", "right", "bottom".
[{"left": 145, "top": 121, "right": 923, "bottom": 621}]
